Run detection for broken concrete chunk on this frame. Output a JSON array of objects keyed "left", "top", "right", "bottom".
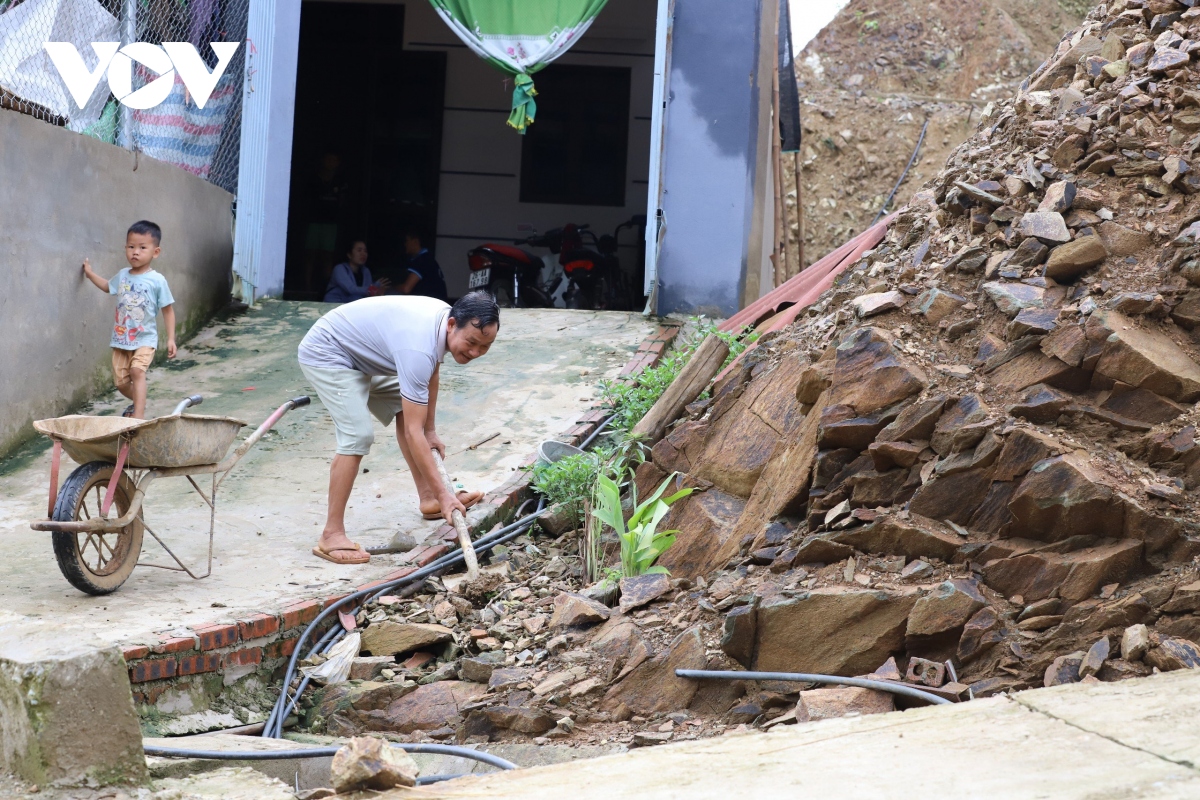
[
  {"left": 0, "top": 625, "right": 148, "bottom": 786},
  {"left": 330, "top": 737, "right": 418, "bottom": 793}
]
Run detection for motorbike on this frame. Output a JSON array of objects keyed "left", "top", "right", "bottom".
[{"left": 466, "top": 215, "right": 644, "bottom": 310}]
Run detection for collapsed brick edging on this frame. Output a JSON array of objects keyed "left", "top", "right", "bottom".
[{"left": 123, "top": 321, "right": 681, "bottom": 709}]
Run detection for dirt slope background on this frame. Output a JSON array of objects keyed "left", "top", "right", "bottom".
[{"left": 792, "top": 0, "right": 1090, "bottom": 267}]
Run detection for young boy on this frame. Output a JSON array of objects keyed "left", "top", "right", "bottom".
[{"left": 82, "top": 220, "right": 176, "bottom": 419}]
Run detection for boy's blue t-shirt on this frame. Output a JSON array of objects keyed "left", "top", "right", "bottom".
[{"left": 108, "top": 268, "right": 174, "bottom": 350}]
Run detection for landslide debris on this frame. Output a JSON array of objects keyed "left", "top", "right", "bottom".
[
  {"left": 795, "top": 0, "right": 1086, "bottom": 267},
  {"left": 294, "top": 0, "right": 1200, "bottom": 751}
]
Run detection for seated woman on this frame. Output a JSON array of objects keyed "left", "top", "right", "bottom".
[{"left": 323, "top": 240, "right": 390, "bottom": 303}]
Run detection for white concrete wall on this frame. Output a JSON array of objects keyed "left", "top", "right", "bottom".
[{"left": 400, "top": 0, "right": 656, "bottom": 297}]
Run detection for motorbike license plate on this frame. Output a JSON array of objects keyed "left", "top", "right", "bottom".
[{"left": 468, "top": 268, "right": 491, "bottom": 289}]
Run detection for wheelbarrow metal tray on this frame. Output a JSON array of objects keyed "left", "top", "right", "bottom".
[{"left": 33, "top": 414, "right": 248, "bottom": 469}]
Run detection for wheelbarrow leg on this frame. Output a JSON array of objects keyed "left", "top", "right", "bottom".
[
  {"left": 47, "top": 440, "right": 62, "bottom": 518},
  {"left": 101, "top": 442, "right": 130, "bottom": 517}
]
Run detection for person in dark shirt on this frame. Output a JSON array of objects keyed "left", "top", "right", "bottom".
[{"left": 396, "top": 229, "right": 448, "bottom": 302}]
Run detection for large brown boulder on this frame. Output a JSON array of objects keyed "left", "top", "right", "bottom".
[
  {"left": 905, "top": 579, "right": 987, "bottom": 657},
  {"left": 692, "top": 356, "right": 809, "bottom": 496},
  {"left": 982, "top": 539, "right": 1143, "bottom": 602},
  {"left": 655, "top": 487, "right": 746, "bottom": 580},
  {"left": 1006, "top": 453, "right": 1125, "bottom": 542},
  {"left": 1092, "top": 311, "right": 1200, "bottom": 402},
  {"left": 908, "top": 467, "right": 995, "bottom": 525},
  {"left": 602, "top": 627, "right": 706, "bottom": 715},
  {"left": 748, "top": 587, "right": 918, "bottom": 676},
  {"left": 360, "top": 622, "right": 453, "bottom": 657},
  {"left": 312, "top": 680, "right": 482, "bottom": 736},
  {"left": 720, "top": 390, "right": 829, "bottom": 563},
  {"left": 829, "top": 514, "right": 962, "bottom": 561},
  {"left": 827, "top": 328, "right": 928, "bottom": 416}
]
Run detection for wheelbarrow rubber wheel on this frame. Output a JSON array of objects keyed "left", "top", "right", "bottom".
[{"left": 51, "top": 460, "right": 144, "bottom": 595}]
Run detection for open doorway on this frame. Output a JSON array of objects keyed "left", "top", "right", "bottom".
[{"left": 283, "top": 1, "right": 445, "bottom": 301}]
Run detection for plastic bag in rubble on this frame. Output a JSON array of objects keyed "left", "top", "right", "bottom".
[{"left": 300, "top": 631, "right": 360, "bottom": 685}]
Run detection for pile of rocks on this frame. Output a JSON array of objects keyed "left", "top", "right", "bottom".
[{"left": 295, "top": 0, "right": 1200, "bottom": 748}]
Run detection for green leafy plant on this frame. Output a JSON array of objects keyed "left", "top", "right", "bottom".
[
  {"left": 592, "top": 472, "right": 693, "bottom": 578},
  {"left": 529, "top": 452, "right": 602, "bottom": 523}
]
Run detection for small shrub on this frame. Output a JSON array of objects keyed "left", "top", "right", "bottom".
[{"left": 592, "top": 472, "right": 693, "bottom": 578}]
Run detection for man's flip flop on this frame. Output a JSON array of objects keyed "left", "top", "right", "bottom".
[
  {"left": 421, "top": 490, "right": 485, "bottom": 520},
  {"left": 312, "top": 542, "right": 370, "bottom": 565}
]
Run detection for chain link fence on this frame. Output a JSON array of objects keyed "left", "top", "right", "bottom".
[{"left": 0, "top": 0, "right": 248, "bottom": 193}]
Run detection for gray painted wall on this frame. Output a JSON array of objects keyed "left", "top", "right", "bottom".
[
  {"left": 0, "top": 109, "right": 234, "bottom": 456},
  {"left": 656, "top": 0, "right": 776, "bottom": 317}
]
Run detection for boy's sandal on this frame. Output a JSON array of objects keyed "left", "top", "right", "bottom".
[
  {"left": 312, "top": 542, "right": 370, "bottom": 565},
  {"left": 420, "top": 490, "right": 484, "bottom": 520},
  {"left": 121, "top": 404, "right": 135, "bottom": 418}
]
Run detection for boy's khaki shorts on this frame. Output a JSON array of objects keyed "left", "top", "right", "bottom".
[
  {"left": 112, "top": 346, "right": 155, "bottom": 388},
  {"left": 299, "top": 363, "right": 405, "bottom": 456}
]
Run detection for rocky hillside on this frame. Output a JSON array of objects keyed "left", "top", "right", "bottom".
[
  {"left": 794, "top": 0, "right": 1088, "bottom": 268},
  {"left": 294, "top": 0, "right": 1200, "bottom": 750}
]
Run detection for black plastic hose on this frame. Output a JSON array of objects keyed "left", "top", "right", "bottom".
[
  {"left": 143, "top": 742, "right": 518, "bottom": 771},
  {"left": 674, "top": 669, "right": 952, "bottom": 706}
]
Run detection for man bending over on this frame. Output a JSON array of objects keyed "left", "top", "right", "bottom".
[{"left": 297, "top": 290, "right": 499, "bottom": 564}]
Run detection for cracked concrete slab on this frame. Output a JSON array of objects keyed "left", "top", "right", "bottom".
[
  {"left": 0, "top": 302, "right": 652, "bottom": 648},
  {"left": 387, "top": 671, "right": 1200, "bottom": 799}
]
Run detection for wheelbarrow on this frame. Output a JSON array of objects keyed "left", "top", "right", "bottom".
[{"left": 29, "top": 394, "right": 310, "bottom": 595}]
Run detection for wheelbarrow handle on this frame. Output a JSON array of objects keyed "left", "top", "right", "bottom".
[
  {"left": 216, "top": 396, "right": 311, "bottom": 475},
  {"left": 172, "top": 394, "right": 204, "bottom": 416}
]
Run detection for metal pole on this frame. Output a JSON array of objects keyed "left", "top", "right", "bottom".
[{"left": 117, "top": 0, "right": 136, "bottom": 149}]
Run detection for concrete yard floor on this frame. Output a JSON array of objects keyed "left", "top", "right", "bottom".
[
  {"left": 391, "top": 669, "right": 1200, "bottom": 799},
  {"left": 0, "top": 301, "right": 652, "bottom": 646}
]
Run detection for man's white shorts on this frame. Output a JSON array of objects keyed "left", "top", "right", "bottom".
[{"left": 300, "top": 364, "right": 405, "bottom": 456}]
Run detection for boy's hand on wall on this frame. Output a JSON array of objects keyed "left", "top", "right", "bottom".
[{"left": 81, "top": 258, "right": 90, "bottom": 276}]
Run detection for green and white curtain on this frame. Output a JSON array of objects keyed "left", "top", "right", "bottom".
[{"left": 427, "top": 0, "right": 609, "bottom": 132}]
